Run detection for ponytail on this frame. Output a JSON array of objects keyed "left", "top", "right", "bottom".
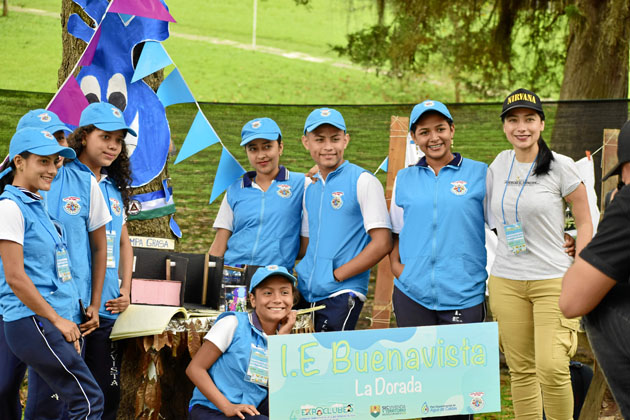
[
  {"left": 0, "top": 162, "right": 15, "bottom": 194},
  {"left": 534, "top": 136, "right": 554, "bottom": 176}
]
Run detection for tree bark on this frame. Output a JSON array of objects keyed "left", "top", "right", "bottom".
[
  {"left": 3, "top": 0, "right": 8, "bottom": 17},
  {"left": 551, "top": 0, "right": 630, "bottom": 199},
  {"left": 58, "top": 1, "right": 173, "bottom": 243}
]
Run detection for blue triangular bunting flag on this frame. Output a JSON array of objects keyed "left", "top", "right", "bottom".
[
  {"left": 169, "top": 216, "right": 182, "bottom": 238},
  {"left": 174, "top": 110, "right": 221, "bottom": 164},
  {"left": 131, "top": 41, "right": 173, "bottom": 83},
  {"left": 209, "top": 147, "right": 245, "bottom": 204},
  {"left": 157, "top": 68, "right": 195, "bottom": 107}
]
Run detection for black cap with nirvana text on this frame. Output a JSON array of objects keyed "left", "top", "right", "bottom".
[{"left": 501, "top": 88, "right": 545, "bottom": 120}]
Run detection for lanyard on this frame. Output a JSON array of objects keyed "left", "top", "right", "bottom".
[{"left": 501, "top": 153, "right": 536, "bottom": 225}]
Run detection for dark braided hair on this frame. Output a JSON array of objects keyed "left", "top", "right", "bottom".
[{"left": 67, "top": 125, "right": 133, "bottom": 209}]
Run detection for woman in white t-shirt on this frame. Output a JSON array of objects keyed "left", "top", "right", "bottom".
[{"left": 487, "top": 89, "right": 592, "bottom": 420}]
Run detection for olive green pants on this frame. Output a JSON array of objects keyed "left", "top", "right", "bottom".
[{"left": 489, "top": 275, "right": 579, "bottom": 420}]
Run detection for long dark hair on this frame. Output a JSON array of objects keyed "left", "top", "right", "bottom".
[
  {"left": 67, "top": 125, "right": 133, "bottom": 209},
  {"left": 0, "top": 152, "right": 32, "bottom": 194},
  {"left": 534, "top": 136, "right": 554, "bottom": 176}
]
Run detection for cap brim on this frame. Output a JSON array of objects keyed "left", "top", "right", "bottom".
[
  {"left": 94, "top": 122, "right": 137, "bottom": 137},
  {"left": 47, "top": 124, "right": 72, "bottom": 134},
  {"left": 602, "top": 162, "right": 622, "bottom": 181},
  {"left": 409, "top": 110, "right": 452, "bottom": 129},
  {"left": 240, "top": 132, "right": 281, "bottom": 146},
  {"left": 249, "top": 271, "right": 297, "bottom": 293},
  {"left": 500, "top": 104, "right": 543, "bottom": 118},
  {"left": 304, "top": 120, "right": 346, "bottom": 134},
  {"left": 30, "top": 144, "right": 76, "bottom": 159}
]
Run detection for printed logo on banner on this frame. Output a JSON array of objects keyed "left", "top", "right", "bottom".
[
  {"left": 38, "top": 113, "right": 52, "bottom": 122},
  {"left": 381, "top": 405, "right": 406, "bottom": 416},
  {"left": 62, "top": 196, "right": 81, "bottom": 215},
  {"left": 331, "top": 191, "right": 344, "bottom": 210},
  {"left": 469, "top": 392, "right": 485, "bottom": 411},
  {"left": 369, "top": 405, "right": 380, "bottom": 417},
  {"left": 128, "top": 199, "right": 142, "bottom": 216},
  {"left": 450, "top": 180, "right": 468, "bottom": 196},
  {"left": 299, "top": 403, "right": 355, "bottom": 419},
  {"left": 421, "top": 402, "right": 430, "bottom": 414},
  {"left": 110, "top": 197, "right": 122, "bottom": 216},
  {"left": 277, "top": 184, "right": 292, "bottom": 198}
]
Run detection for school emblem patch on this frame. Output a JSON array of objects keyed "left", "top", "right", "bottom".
[
  {"left": 424, "top": 101, "right": 434, "bottom": 107},
  {"left": 38, "top": 112, "right": 52, "bottom": 122},
  {"left": 469, "top": 392, "right": 485, "bottom": 411},
  {"left": 112, "top": 108, "right": 122, "bottom": 118},
  {"left": 41, "top": 130, "right": 55, "bottom": 140},
  {"left": 331, "top": 191, "right": 344, "bottom": 209},
  {"left": 109, "top": 198, "right": 122, "bottom": 216},
  {"left": 62, "top": 196, "right": 81, "bottom": 215},
  {"left": 251, "top": 120, "right": 261, "bottom": 129},
  {"left": 320, "top": 109, "right": 331, "bottom": 117},
  {"left": 128, "top": 199, "right": 141, "bottom": 216},
  {"left": 276, "top": 184, "right": 292, "bottom": 198},
  {"left": 450, "top": 180, "right": 468, "bottom": 196}
]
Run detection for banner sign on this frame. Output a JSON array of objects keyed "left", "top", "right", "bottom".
[
  {"left": 269, "top": 322, "right": 500, "bottom": 419},
  {"left": 129, "top": 235, "right": 175, "bottom": 250}
]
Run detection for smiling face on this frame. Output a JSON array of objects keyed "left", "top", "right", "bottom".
[
  {"left": 79, "top": 128, "right": 125, "bottom": 173},
  {"left": 410, "top": 112, "right": 454, "bottom": 167},
  {"left": 249, "top": 276, "right": 294, "bottom": 329},
  {"left": 302, "top": 124, "right": 349, "bottom": 178},
  {"left": 503, "top": 108, "right": 545, "bottom": 158},
  {"left": 245, "top": 138, "right": 283, "bottom": 178},
  {"left": 13, "top": 153, "right": 60, "bottom": 193}
]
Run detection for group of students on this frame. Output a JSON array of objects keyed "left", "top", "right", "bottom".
[
  {"left": 1, "top": 87, "right": 626, "bottom": 420},
  {"left": 0, "top": 102, "right": 135, "bottom": 420}
]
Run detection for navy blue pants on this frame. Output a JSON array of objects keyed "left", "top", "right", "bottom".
[
  {"left": 393, "top": 286, "right": 483, "bottom": 420},
  {"left": 0, "top": 315, "right": 27, "bottom": 420},
  {"left": 189, "top": 397, "right": 269, "bottom": 419},
  {"left": 5, "top": 316, "right": 103, "bottom": 420},
  {"left": 84, "top": 317, "right": 123, "bottom": 420},
  {"left": 302, "top": 293, "right": 364, "bottom": 332}
]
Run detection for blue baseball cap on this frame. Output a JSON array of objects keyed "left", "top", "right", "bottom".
[
  {"left": 79, "top": 102, "right": 137, "bottom": 136},
  {"left": 303, "top": 108, "right": 346, "bottom": 134},
  {"left": 9, "top": 128, "right": 76, "bottom": 161},
  {"left": 249, "top": 265, "right": 297, "bottom": 294},
  {"left": 240, "top": 118, "right": 282, "bottom": 146},
  {"left": 17, "top": 109, "right": 72, "bottom": 134},
  {"left": 409, "top": 100, "right": 453, "bottom": 130}
]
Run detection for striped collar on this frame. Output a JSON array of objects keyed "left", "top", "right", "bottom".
[
  {"left": 242, "top": 165, "right": 289, "bottom": 188},
  {"left": 415, "top": 152, "right": 462, "bottom": 168}
]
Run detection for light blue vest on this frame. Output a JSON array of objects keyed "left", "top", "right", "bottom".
[
  {"left": 295, "top": 161, "right": 370, "bottom": 302},
  {"left": 224, "top": 166, "right": 304, "bottom": 269},
  {"left": 395, "top": 154, "right": 487, "bottom": 310},
  {"left": 189, "top": 312, "right": 268, "bottom": 411},
  {"left": 46, "top": 159, "right": 94, "bottom": 312},
  {"left": 98, "top": 176, "right": 124, "bottom": 320},
  {"left": 0, "top": 186, "right": 80, "bottom": 322}
]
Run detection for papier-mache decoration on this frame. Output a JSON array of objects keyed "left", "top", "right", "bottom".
[
  {"left": 174, "top": 111, "right": 221, "bottom": 164},
  {"left": 65, "top": 0, "right": 172, "bottom": 187},
  {"left": 47, "top": 77, "right": 90, "bottom": 126},
  {"left": 131, "top": 41, "right": 173, "bottom": 83},
  {"left": 109, "top": 0, "right": 176, "bottom": 23},
  {"left": 210, "top": 148, "right": 246, "bottom": 204},
  {"left": 156, "top": 68, "right": 195, "bottom": 107}
]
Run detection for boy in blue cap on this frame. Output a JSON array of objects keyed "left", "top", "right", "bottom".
[
  {"left": 186, "top": 265, "right": 297, "bottom": 420},
  {"left": 210, "top": 117, "right": 304, "bottom": 270},
  {"left": 0, "top": 128, "right": 104, "bottom": 420},
  {"left": 297, "top": 108, "right": 392, "bottom": 332}
]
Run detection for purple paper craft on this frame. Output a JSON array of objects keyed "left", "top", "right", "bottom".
[
  {"left": 109, "top": 0, "right": 176, "bottom": 23},
  {"left": 79, "top": 26, "right": 102, "bottom": 66},
  {"left": 47, "top": 77, "right": 89, "bottom": 126}
]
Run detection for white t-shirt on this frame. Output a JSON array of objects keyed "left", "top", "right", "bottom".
[
  {"left": 88, "top": 176, "right": 112, "bottom": 231},
  {"left": 487, "top": 150, "right": 582, "bottom": 280},
  {"left": 0, "top": 199, "right": 25, "bottom": 245},
  {"left": 300, "top": 172, "right": 392, "bottom": 237},
  {"left": 204, "top": 315, "right": 239, "bottom": 352}
]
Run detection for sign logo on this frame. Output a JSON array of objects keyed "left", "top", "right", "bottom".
[
  {"left": 450, "top": 180, "right": 468, "bottom": 196},
  {"left": 320, "top": 109, "right": 331, "bottom": 117},
  {"left": 277, "top": 184, "right": 292, "bottom": 198},
  {"left": 128, "top": 199, "right": 142, "bottom": 216},
  {"left": 331, "top": 191, "right": 344, "bottom": 210},
  {"left": 112, "top": 108, "right": 122, "bottom": 118},
  {"left": 62, "top": 196, "right": 81, "bottom": 215},
  {"left": 370, "top": 405, "right": 380, "bottom": 417},
  {"left": 110, "top": 197, "right": 122, "bottom": 216},
  {"left": 469, "top": 392, "right": 485, "bottom": 411},
  {"left": 252, "top": 120, "right": 262, "bottom": 129},
  {"left": 38, "top": 113, "right": 52, "bottom": 122},
  {"left": 421, "top": 402, "right": 429, "bottom": 414}
]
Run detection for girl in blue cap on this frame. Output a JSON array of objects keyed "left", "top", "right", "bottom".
[
  {"left": 186, "top": 265, "right": 297, "bottom": 420},
  {"left": 0, "top": 128, "right": 104, "bottom": 420},
  {"left": 210, "top": 117, "right": 304, "bottom": 272},
  {"left": 0, "top": 108, "right": 73, "bottom": 420},
  {"left": 63, "top": 101, "right": 136, "bottom": 420}
]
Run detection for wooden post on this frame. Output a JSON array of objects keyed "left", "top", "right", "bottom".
[
  {"left": 369, "top": 116, "right": 408, "bottom": 329},
  {"left": 601, "top": 129, "right": 620, "bottom": 211},
  {"left": 2, "top": 0, "right": 8, "bottom": 17}
]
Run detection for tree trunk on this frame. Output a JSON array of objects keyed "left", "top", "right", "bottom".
[
  {"left": 551, "top": 0, "right": 630, "bottom": 199},
  {"left": 58, "top": 1, "right": 173, "bottom": 243},
  {"left": 3, "top": 0, "right": 8, "bottom": 17}
]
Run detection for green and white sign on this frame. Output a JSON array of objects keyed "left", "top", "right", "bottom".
[{"left": 269, "top": 322, "right": 500, "bottom": 419}]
